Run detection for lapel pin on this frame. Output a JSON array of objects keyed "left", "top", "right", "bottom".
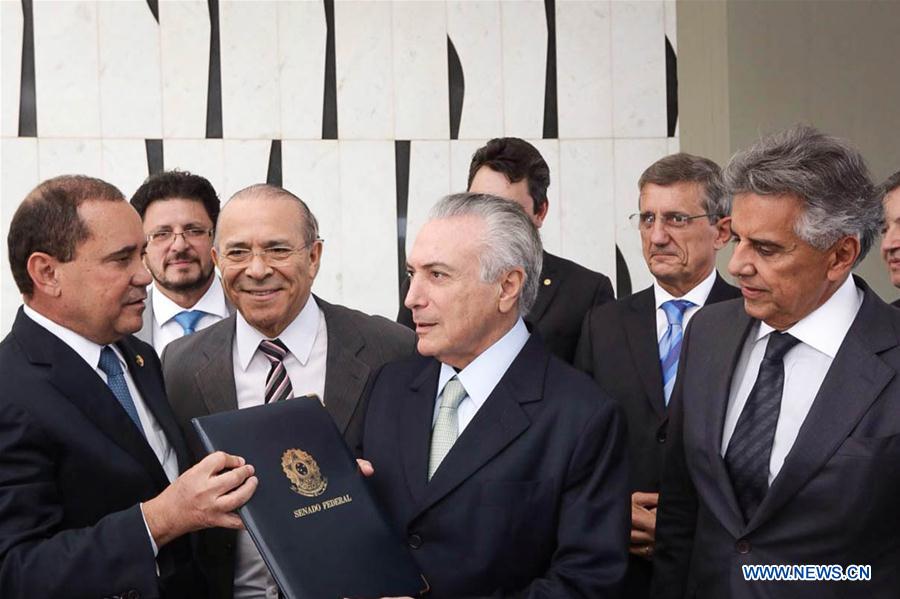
[
  {"left": 543, "top": 278, "right": 552, "bottom": 286},
  {"left": 135, "top": 355, "right": 145, "bottom": 368}
]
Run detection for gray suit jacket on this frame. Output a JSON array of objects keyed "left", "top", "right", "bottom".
[
  {"left": 652, "top": 276, "right": 900, "bottom": 598},
  {"left": 161, "top": 296, "right": 416, "bottom": 599},
  {"left": 135, "top": 286, "right": 235, "bottom": 349}
]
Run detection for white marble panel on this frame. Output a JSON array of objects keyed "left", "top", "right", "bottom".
[
  {"left": 38, "top": 139, "right": 103, "bottom": 181},
  {"left": 393, "top": 2, "right": 448, "bottom": 140},
  {"left": 1, "top": 1, "right": 23, "bottom": 138},
  {"left": 529, "top": 138, "right": 560, "bottom": 255},
  {"left": 611, "top": 1, "right": 667, "bottom": 138},
  {"left": 405, "top": 141, "right": 451, "bottom": 255},
  {"left": 222, "top": 140, "right": 270, "bottom": 201},
  {"left": 97, "top": 0, "right": 163, "bottom": 138},
  {"left": 33, "top": 1, "right": 101, "bottom": 137},
  {"left": 338, "top": 141, "right": 397, "bottom": 318},
  {"left": 160, "top": 0, "right": 210, "bottom": 138},
  {"left": 278, "top": 1, "right": 326, "bottom": 139},
  {"left": 665, "top": 0, "right": 677, "bottom": 51},
  {"left": 163, "top": 140, "right": 225, "bottom": 200},
  {"left": 101, "top": 140, "right": 150, "bottom": 199},
  {"left": 613, "top": 138, "right": 670, "bottom": 292},
  {"left": 446, "top": 1, "right": 503, "bottom": 140},
  {"left": 0, "top": 139, "right": 38, "bottom": 334},
  {"left": 449, "top": 139, "right": 486, "bottom": 190},
  {"left": 558, "top": 139, "right": 616, "bottom": 287},
  {"left": 556, "top": 1, "right": 612, "bottom": 139},
  {"left": 500, "top": 0, "right": 547, "bottom": 138},
  {"left": 220, "top": 1, "right": 279, "bottom": 139},
  {"left": 334, "top": 2, "right": 393, "bottom": 140},
  {"left": 281, "top": 141, "right": 342, "bottom": 303},
  {"left": 667, "top": 136, "right": 680, "bottom": 155}
]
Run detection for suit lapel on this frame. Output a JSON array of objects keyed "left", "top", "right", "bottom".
[
  {"left": 707, "top": 273, "right": 741, "bottom": 304},
  {"left": 412, "top": 337, "right": 543, "bottom": 519},
  {"left": 624, "top": 287, "right": 666, "bottom": 417},
  {"left": 194, "top": 316, "right": 239, "bottom": 415},
  {"left": 400, "top": 360, "right": 442, "bottom": 505},
  {"left": 526, "top": 251, "right": 558, "bottom": 324},
  {"left": 747, "top": 286, "right": 896, "bottom": 532},
  {"left": 320, "top": 299, "right": 370, "bottom": 434}
]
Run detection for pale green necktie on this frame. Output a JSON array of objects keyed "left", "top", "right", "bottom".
[{"left": 428, "top": 376, "right": 467, "bottom": 480}]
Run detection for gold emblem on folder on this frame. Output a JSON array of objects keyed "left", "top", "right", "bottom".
[{"left": 282, "top": 449, "right": 327, "bottom": 497}]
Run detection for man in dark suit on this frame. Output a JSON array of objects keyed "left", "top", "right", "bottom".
[
  {"left": 0, "top": 175, "right": 257, "bottom": 598},
  {"left": 398, "top": 137, "right": 614, "bottom": 363},
  {"left": 575, "top": 153, "right": 739, "bottom": 598},
  {"left": 876, "top": 170, "right": 900, "bottom": 306},
  {"left": 365, "top": 193, "right": 629, "bottom": 598},
  {"left": 130, "top": 170, "right": 234, "bottom": 354},
  {"left": 163, "top": 184, "right": 415, "bottom": 599},
  {"left": 652, "top": 126, "right": 896, "bottom": 598}
]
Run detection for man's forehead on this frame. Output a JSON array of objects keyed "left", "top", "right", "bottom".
[{"left": 409, "top": 217, "right": 483, "bottom": 262}]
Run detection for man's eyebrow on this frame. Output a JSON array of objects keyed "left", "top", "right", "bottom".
[{"left": 103, "top": 244, "right": 139, "bottom": 260}]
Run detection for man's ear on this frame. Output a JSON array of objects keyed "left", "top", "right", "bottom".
[
  {"left": 533, "top": 200, "right": 549, "bottom": 228},
  {"left": 713, "top": 216, "right": 732, "bottom": 250},
  {"left": 26, "top": 252, "right": 62, "bottom": 297},
  {"left": 498, "top": 268, "right": 525, "bottom": 315},
  {"left": 826, "top": 235, "right": 860, "bottom": 282}
]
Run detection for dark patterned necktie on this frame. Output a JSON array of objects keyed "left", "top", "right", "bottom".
[
  {"left": 259, "top": 339, "right": 293, "bottom": 403},
  {"left": 725, "top": 331, "right": 800, "bottom": 521}
]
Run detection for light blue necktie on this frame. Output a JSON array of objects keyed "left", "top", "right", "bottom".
[
  {"left": 659, "top": 299, "right": 695, "bottom": 405},
  {"left": 172, "top": 310, "right": 206, "bottom": 335},
  {"left": 98, "top": 346, "right": 145, "bottom": 435}
]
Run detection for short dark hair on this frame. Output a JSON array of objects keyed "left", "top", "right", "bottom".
[
  {"left": 638, "top": 153, "right": 728, "bottom": 220},
  {"left": 8, "top": 175, "right": 125, "bottom": 296},
  {"left": 130, "top": 170, "right": 220, "bottom": 224},
  {"left": 876, "top": 170, "right": 900, "bottom": 203},
  {"left": 467, "top": 138, "right": 550, "bottom": 213}
]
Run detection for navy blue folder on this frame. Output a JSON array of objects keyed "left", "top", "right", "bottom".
[{"left": 192, "top": 396, "right": 428, "bottom": 599}]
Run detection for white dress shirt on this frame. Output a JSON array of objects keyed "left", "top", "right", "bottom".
[
  {"left": 433, "top": 318, "right": 530, "bottom": 434},
  {"left": 653, "top": 268, "right": 718, "bottom": 342},
  {"left": 150, "top": 277, "right": 230, "bottom": 354},
  {"left": 22, "top": 304, "right": 178, "bottom": 557},
  {"left": 231, "top": 294, "right": 328, "bottom": 599},
  {"left": 720, "top": 275, "right": 862, "bottom": 484}
]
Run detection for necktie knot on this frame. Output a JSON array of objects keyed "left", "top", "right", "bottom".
[
  {"left": 661, "top": 299, "right": 694, "bottom": 326},
  {"left": 439, "top": 377, "right": 467, "bottom": 411},
  {"left": 98, "top": 346, "right": 122, "bottom": 377},
  {"left": 173, "top": 310, "right": 206, "bottom": 335},
  {"left": 259, "top": 338, "right": 289, "bottom": 364},
  {"left": 764, "top": 332, "right": 800, "bottom": 361}
]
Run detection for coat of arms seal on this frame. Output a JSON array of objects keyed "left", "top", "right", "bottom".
[{"left": 281, "top": 449, "right": 328, "bottom": 497}]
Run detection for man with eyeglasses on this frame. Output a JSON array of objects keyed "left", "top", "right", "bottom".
[
  {"left": 162, "top": 184, "right": 415, "bottom": 599},
  {"left": 575, "top": 152, "right": 739, "bottom": 599},
  {"left": 131, "top": 170, "right": 233, "bottom": 354}
]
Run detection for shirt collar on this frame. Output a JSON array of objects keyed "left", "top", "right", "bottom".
[
  {"left": 22, "top": 304, "right": 119, "bottom": 370},
  {"left": 437, "top": 318, "right": 530, "bottom": 410},
  {"left": 654, "top": 268, "right": 718, "bottom": 310},
  {"left": 235, "top": 294, "right": 321, "bottom": 371},
  {"left": 755, "top": 275, "right": 862, "bottom": 358},
  {"left": 152, "top": 276, "right": 230, "bottom": 326}
]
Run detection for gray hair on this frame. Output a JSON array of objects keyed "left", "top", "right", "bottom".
[
  {"left": 638, "top": 152, "right": 729, "bottom": 220},
  {"left": 429, "top": 192, "right": 543, "bottom": 317},
  {"left": 875, "top": 170, "right": 900, "bottom": 204},
  {"left": 722, "top": 125, "right": 878, "bottom": 266},
  {"left": 218, "top": 184, "right": 319, "bottom": 247}
]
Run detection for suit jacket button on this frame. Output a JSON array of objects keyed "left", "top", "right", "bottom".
[
  {"left": 408, "top": 533, "right": 423, "bottom": 549},
  {"left": 123, "top": 590, "right": 140, "bottom": 599},
  {"left": 656, "top": 430, "right": 667, "bottom": 443},
  {"left": 736, "top": 539, "right": 751, "bottom": 554}
]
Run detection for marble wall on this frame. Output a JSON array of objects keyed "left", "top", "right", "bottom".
[{"left": 0, "top": 0, "right": 678, "bottom": 333}]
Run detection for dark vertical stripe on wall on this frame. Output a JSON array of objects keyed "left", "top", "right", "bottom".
[
  {"left": 665, "top": 36, "right": 678, "bottom": 138},
  {"left": 206, "top": 0, "right": 223, "bottom": 138},
  {"left": 615, "top": 245, "right": 632, "bottom": 299},
  {"left": 145, "top": 140, "right": 164, "bottom": 175},
  {"left": 394, "top": 140, "right": 411, "bottom": 306},
  {"left": 447, "top": 37, "right": 464, "bottom": 140},
  {"left": 146, "top": 0, "right": 159, "bottom": 23},
  {"left": 322, "top": 0, "right": 338, "bottom": 140},
  {"left": 542, "top": 0, "right": 558, "bottom": 139},
  {"left": 267, "top": 140, "right": 283, "bottom": 187},
  {"left": 18, "top": 0, "right": 37, "bottom": 137}
]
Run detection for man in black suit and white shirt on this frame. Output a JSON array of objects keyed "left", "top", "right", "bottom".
[
  {"left": 652, "top": 126, "right": 897, "bottom": 598},
  {"left": 366, "top": 193, "right": 628, "bottom": 598},
  {"left": 0, "top": 175, "right": 257, "bottom": 598},
  {"left": 876, "top": 170, "right": 900, "bottom": 306},
  {"left": 399, "top": 137, "right": 614, "bottom": 363},
  {"left": 575, "top": 153, "right": 739, "bottom": 598}
]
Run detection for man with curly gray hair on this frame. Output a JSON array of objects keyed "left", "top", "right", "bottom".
[
  {"left": 653, "top": 125, "right": 900, "bottom": 599},
  {"left": 363, "top": 192, "right": 629, "bottom": 598}
]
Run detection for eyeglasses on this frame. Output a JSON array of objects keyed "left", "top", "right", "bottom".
[
  {"left": 628, "top": 212, "right": 714, "bottom": 230},
  {"left": 147, "top": 227, "right": 213, "bottom": 245},
  {"left": 219, "top": 239, "right": 322, "bottom": 266}
]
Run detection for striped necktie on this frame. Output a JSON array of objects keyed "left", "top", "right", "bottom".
[
  {"left": 659, "top": 299, "right": 694, "bottom": 405},
  {"left": 259, "top": 339, "right": 293, "bottom": 404}
]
